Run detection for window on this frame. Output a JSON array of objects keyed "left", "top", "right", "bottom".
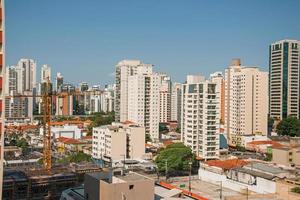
[{"left": 129, "top": 185, "right": 134, "bottom": 190}]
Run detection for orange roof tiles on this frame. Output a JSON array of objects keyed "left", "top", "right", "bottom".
[
  {"left": 158, "top": 181, "right": 208, "bottom": 200},
  {"left": 56, "top": 137, "right": 85, "bottom": 145},
  {"left": 122, "top": 120, "right": 135, "bottom": 125},
  {"left": 205, "top": 159, "right": 249, "bottom": 170},
  {"left": 247, "top": 140, "right": 283, "bottom": 148},
  {"left": 82, "top": 136, "right": 92, "bottom": 140}
]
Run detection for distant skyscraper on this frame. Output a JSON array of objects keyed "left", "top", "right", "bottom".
[
  {"left": 269, "top": 40, "right": 300, "bottom": 120},
  {"left": 159, "top": 74, "right": 171, "bottom": 123},
  {"left": 171, "top": 82, "right": 182, "bottom": 123},
  {"left": 5, "top": 66, "right": 19, "bottom": 95},
  {"left": 41, "top": 64, "right": 51, "bottom": 83},
  {"left": 17, "top": 58, "right": 36, "bottom": 93},
  {"left": 80, "top": 82, "right": 89, "bottom": 92},
  {"left": 115, "top": 60, "right": 153, "bottom": 122},
  {"left": 181, "top": 75, "right": 220, "bottom": 159},
  {"left": 56, "top": 72, "right": 63, "bottom": 92},
  {"left": 0, "top": 0, "right": 5, "bottom": 196},
  {"left": 224, "top": 59, "right": 268, "bottom": 145}
]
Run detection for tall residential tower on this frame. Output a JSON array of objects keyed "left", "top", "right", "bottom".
[{"left": 269, "top": 40, "right": 300, "bottom": 120}]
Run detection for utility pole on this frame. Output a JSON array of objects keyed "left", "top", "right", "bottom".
[
  {"left": 219, "top": 181, "right": 222, "bottom": 200},
  {"left": 165, "top": 160, "right": 168, "bottom": 182},
  {"left": 246, "top": 187, "right": 249, "bottom": 200},
  {"left": 188, "top": 161, "right": 192, "bottom": 194}
]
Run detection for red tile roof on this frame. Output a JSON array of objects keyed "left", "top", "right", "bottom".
[
  {"left": 158, "top": 181, "right": 208, "bottom": 200},
  {"left": 205, "top": 159, "right": 249, "bottom": 170},
  {"left": 122, "top": 120, "right": 135, "bottom": 125},
  {"left": 247, "top": 140, "right": 283, "bottom": 148},
  {"left": 57, "top": 137, "right": 85, "bottom": 145}
]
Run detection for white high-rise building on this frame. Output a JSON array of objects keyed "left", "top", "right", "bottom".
[
  {"left": 210, "top": 72, "right": 225, "bottom": 124},
  {"left": 171, "top": 83, "right": 182, "bottom": 123},
  {"left": 159, "top": 74, "right": 171, "bottom": 123},
  {"left": 269, "top": 40, "right": 300, "bottom": 120},
  {"left": 56, "top": 72, "right": 64, "bottom": 92},
  {"left": 181, "top": 75, "right": 220, "bottom": 159},
  {"left": 115, "top": 60, "right": 153, "bottom": 122},
  {"left": 224, "top": 59, "right": 268, "bottom": 146},
  {"left": 41, "top": 64, "right": 51, "bottom": 83},
  {"left": 5, "top": 66, "right": 19, "bottom": 95},
  {"left": 17, "top": 58, "right": 36, "bottom": 93},
  {"left": 127, "top": 73, "right": 160, "bottom": 141}
]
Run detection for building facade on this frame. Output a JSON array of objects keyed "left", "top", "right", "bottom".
[
  {"left": 210, "top": 72, "right": 225, "bottom": 124},
  {"left": 0, "top": 0, "right": 5, "bottom": 196},
  {"left": 171, "top": 82, "right": 182, "bottom": 123},
  {"left": 92, "top": 122, "right": 145, "bottom": 163},
  {"left": 159, "top": 74, "right": 171, "bottom": 123},
  {"left": 115, "top": 60, "right": 153, "bottom": 122},
  {"left": 181, "top": 75, "right": 220, "bottom": 159},
  {"left": 269, "top": 40, "right": 300, "bottom": 120},
  {"left": 224, "top": 59, "right": 268, "bottom": 146},
  {"left": 127, "top": 73, "right": 160, "bottom": 141}
]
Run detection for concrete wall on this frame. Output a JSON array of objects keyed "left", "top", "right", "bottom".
[
  {"left": 99, "top": 179, "right": 154, "bottom": 200},
  {"left": 198, "top": 168, "right": 276, "bottom": 194}
]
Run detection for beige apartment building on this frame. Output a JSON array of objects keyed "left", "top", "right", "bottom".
[
  {"left": 272, "top": 147, "right": 300, "bottom": 167},
  {"left": 84, "top": 171, "right": 154, "bottom": 200},
  {"left": 181, "top": 75, "right": 220, "bottom": 159},
  {"left": 224, "top": 59, "right": 268, "bottom": 146},
  {"left": 92, "top": 122, "right": 145, "bottom": 163}
]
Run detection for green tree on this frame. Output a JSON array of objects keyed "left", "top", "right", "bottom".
[
  {"left": 87, "top": 112, "right": 115, "bottom": 136},
  {"left": 56, "top": 152, "right": 92, "bottom": 164},
  {"left": 145, "top": 134, "right": 152, "bottom": 143},
  {"left": 291, "top": 187, "right": 300, "bottom": 194},
  {"left": 276, "top": 116, "right": 300, "bottom": 137},
  {"left": 155, "top": 143, "right": 195, "bottom": 174}
]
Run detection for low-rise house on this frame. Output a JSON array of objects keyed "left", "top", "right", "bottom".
[
  {"left": 198, "top": 159, "right": 290, "bottom": 194},
  {"left": 272, "top": 146, "right": 300, "bottom": 168},
  {"left": 40, "top": 124, "right": 84, "bottom": 139},
  {"left": 92, "top": 122, "right": 145, "bottom": 164},
  {"left": 246, "top": 140, "right": 283, "bottom": 153},
  {"left": 56, "top": 137, "right": 89, "bottom": 153}
]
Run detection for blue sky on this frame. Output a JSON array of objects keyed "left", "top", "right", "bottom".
[{"left": 6, "top": 0, "right": 300, "bottom": 86}]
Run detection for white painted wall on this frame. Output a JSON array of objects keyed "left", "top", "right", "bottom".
[{"left": 198, "top": 168, "right": 276, "bottom": 194}]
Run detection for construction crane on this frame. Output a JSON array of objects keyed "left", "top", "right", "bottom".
[
  {"left": 5, "top": 81, "right": 98, "bottom": 171},
  {"left": 5, "top": 80, "right": 53, "bottom": 171}
]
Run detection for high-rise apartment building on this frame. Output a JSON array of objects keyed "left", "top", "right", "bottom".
[
  {"left": 224, "top": 59, "right": 268, "bottom": 146},
  {"left": 80, "top": 82, "right": 89, "bottom": 92},
  {"left": 0, "top": 0, "right": 5, "bottom": 196},
  {"left": 41, "top": 64, "right": 51, "bottom": 83},
  {"left": 56, "top": 72, "right": 64, "bottom": 92},
  {"left": 210, "top": 72, "right": 225, "bottom": 124},
  {"left": 127, "top": 73, "right": 160, "bottom": 141},
  {"left": 181, "top": 75, "right": 220, "bottom": 159},
  {"left": 171, "top": 82, "right": 182, "bottom": 123},
  {"left": 115, "top": 60, "right": 153, "bottom": 122},
  {"left": 56, "top": 93, "right": 73, "bottom": 116},
  {"left": 269, "top": 40, "right": 300, "bottom": 120},
  {"left": 5, "top": 66, "right": 19, "bottom": 95},
  {"left": 17, "top": 58, "right": 36, "bottom": 93},
  {"left": 159, "top": 74, "right": 171, "bottom": 123}
]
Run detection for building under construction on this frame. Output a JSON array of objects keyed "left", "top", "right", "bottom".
[{"left": 3, "top": 164, "right": 102, "bottom": 200}]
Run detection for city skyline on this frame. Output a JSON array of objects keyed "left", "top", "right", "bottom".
[{"left": 6, "top": 0, "right": 300, "bottom": 85}]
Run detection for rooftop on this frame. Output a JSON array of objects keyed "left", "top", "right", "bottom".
[{"left": 204, "top": 159, "right": 249, "bottom": 170}]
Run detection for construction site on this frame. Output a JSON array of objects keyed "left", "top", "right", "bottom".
[
  {"left": 3, "top": 81, "right": 102, "bottom": 200},
  {"left": 3, "top": 163, "right": 102, "bottom": 200}
]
